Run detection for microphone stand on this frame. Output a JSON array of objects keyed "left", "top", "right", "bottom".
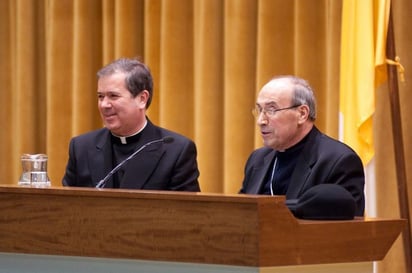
[{"left": 95, "top": 137, "right": 172, "bottom": 189}]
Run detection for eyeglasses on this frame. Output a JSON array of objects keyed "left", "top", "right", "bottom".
[{"left": 252, "top": 104, "right": 301, "bottom": 118}]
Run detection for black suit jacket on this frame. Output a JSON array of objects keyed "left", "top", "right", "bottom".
[
  {"left": 239, "top": 127, "right": 365, "bottom": 216},
  {"left": 62, "top": 120, "right": 200, "bottom": 191}
]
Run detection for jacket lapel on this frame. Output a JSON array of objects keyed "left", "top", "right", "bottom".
[
  {"left": 120, "top": 119, "right": 164, "bottom": 189},
  {"left": 249, "top": 150, "right": 277, "bottom": 194},
  {"left": 286, "top": 158, "right": 312, "bottom": 199},
  {"left": 120, "top": 143, "right": 164, "bottom": 189},
  {"left": 89, "top": 129, "right": 113, "bottom": 187},
  {"left": 286, "top": 127, "right": 319, "bottom": 199}
]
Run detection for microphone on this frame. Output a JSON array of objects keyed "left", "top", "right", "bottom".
[{"left": 95, "top": 136, "right": 174, "bottom": 188}]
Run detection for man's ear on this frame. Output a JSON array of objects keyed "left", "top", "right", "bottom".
[
  {"left": 297, "top": 105, "right": 310, "bottom": 123},
  {"left": 135, "top": 90, "right": 150, "bottom": 108}
]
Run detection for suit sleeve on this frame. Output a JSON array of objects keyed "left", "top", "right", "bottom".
[
  {"left": 326, "top": 151, "right": 365, "bottom": 216},
  {"left": 62, "top": 138, "right": 77, "bottom": 186},
  {"left": 239, "top": 152, "right": 256, "bottom": 193}
]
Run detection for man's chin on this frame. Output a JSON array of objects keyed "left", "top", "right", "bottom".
[
  {"left": 263, "top": 140, "right": 277, "bottom": 150},
  {"left": 262, "top": 140, "right": 271, "bottom": 148},
  {"left": 104, "top": 124, "right": 119, "bottom": 132}
]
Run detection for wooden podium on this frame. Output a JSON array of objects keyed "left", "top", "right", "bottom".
[{"left": 0, "top": 185, "right": 405, "bottom": 273}]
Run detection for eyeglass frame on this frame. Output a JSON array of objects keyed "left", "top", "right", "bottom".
[{"left": 252, "top": 104, "right": 302, "bottom": 118}]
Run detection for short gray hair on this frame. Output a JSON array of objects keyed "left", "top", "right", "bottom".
[{"left": 271, "top": 75, "right": 317, "bottom": 121}]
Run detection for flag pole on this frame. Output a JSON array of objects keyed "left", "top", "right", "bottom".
[{"left": 385, "top": 3, "right": 412, "bottom": 273}]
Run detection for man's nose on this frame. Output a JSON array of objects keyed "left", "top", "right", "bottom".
[
  {"left": 257, "top": 113, "right": 268, "bottom": 125},
  {"left": 100, "top": 97, "right": 112, "bottom": 108}
]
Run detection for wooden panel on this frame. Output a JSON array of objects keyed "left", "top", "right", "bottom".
[
  {"left": 0, "top": 185, "right": 406, "bottom": 267},
  {"left": 0, "top": 186, "right": 262, "bottom": 266}
]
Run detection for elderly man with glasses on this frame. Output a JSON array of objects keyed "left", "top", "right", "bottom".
[{"left": 239, "top": 75, "right": 365, "bottom": 218}]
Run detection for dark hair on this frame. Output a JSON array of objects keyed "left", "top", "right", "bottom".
[
  {"left": 97, "top": 58, "right": 153, "bottom": 109},
  {"left": 272, "top": 75, "right": 317, "bottom": 121}
]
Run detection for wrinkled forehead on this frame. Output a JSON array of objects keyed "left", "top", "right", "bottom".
[{"left": 257, "top": 80, "right": 293, "bottom": 106}]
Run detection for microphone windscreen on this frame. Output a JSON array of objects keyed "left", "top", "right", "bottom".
[{"left": 163, "top": 136, "right": 174, "bottom": 143}]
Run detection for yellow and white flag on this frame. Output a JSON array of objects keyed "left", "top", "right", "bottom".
[{"left": 339, "top": 0, "right": 390, "bottom": 165}]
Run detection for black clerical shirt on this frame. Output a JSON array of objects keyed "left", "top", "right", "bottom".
[
  {"left": 261, "top": 135, "right": 309, "bottom": 195},
  {"left": 110, "top": 132, "right": 142, "bottom": 188}
]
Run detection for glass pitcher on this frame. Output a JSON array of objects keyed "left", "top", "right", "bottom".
[{"left": 18, "top": 154, "right": 51, "bottom": 187}]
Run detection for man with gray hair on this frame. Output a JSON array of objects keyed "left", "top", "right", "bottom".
[{"left": 240, "top": 76, "right": 365, "bottom": 218}]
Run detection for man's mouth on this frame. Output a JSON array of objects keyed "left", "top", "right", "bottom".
[{"left": 103, "top": 112, "right": 116, "bottom": 118}]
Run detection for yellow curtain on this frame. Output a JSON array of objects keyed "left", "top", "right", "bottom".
[{"left": 0, "top": 1, "right": 411, "bottom": 272}]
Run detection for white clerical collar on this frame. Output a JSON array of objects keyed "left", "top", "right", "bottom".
[{"left": 112, "top": 120, "right": 147, "bottom": 144}]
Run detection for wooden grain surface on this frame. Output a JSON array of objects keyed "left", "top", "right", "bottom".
[{"left": 0, "top": 185, "right": 405, "bottom": 267}]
